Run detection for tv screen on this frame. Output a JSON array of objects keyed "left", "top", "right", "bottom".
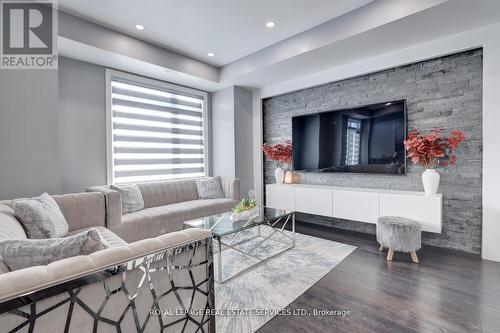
[{"left": 292, "top": 100, "right": 406, "bottom": 175}]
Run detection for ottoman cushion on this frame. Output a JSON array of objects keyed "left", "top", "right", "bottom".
[{"left": 377, "top": 216, "right": 421, "bottom": 252}]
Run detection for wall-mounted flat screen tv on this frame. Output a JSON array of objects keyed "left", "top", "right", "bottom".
[{"left": 292, "top": 100, "right": 406, "bottom": 175}]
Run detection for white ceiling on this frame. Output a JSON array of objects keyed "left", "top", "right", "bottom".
[
  {"left": 58, "top": 0, "right": 373, "bottom": 67},
  {"left": 227, "top": 0, "right": 500, "bottom": 90},
  {"left": 58, "top": 0, "right": 500, "bottom": 93}
]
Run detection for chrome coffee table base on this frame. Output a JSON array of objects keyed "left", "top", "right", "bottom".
[{"left": 214, "top": 212, "right": 295, "bottom": 284}]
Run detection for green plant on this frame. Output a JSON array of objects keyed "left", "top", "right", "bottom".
[{"left": 232, "top": 197, "right": 257, "bottom": 214}]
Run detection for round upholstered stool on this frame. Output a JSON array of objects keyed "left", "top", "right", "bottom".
[{"left": 376, "top": 216, "right": 422, "bottom": 263}]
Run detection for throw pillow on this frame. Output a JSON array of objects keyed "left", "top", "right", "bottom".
[
  {"left": 110, "top": 184, "right": 145, "bottom": 214},
  {"left": 0, "top": 228, "right": 109, "bottom": 271},
  {"left": 196, "top": 176, "right": 225, "bottom": 199},
  {"left": 13, "top": 193, "right": 69, "bottom": 239}
]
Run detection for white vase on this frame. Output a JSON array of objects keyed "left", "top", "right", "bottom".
[
  {"left": 274, "top": 167, "right": 285, "bottom": 184},
  {"left": 422, "top": 169, "right": 440, "bottom": 195}
]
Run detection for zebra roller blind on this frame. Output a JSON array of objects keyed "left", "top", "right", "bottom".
[{"left": 109, "top": 76, "right": 207, "bottom": 184}]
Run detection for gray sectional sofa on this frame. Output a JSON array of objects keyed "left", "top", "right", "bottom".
[
  {"left": 0, "top": 177, "right": 241, "bottom": 332},
  {"left": 87, "top": 177, "right": 240, "bottom": 242}
]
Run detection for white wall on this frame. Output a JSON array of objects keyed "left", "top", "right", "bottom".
[
  {"left": 253, "top": 23, "right": 500, "bottom": 262},
  {"left": 234, "top": 87, "right": 254, "bottom": 198},
  {"left": 0, "top": 70, "right": 60, "bottom": 199},
  {"left": 252, "top": 89, "right": 264, "bottom": 205},
  {"left": 58, "top": 57, "right": 107, "bottom": 193},
  {"left": 481, "top": 29, "right": 500, "bottom": 263},
  {"left": 212, "top": 86, "right": 254, "bottom": 198},
  {"left": 1, "top": 55, "right": 219, "bottom": 198},
  {"left": 211, "top": 87, "right": 235, "bottom": 178},
  {"left": 0, "top": 57, "right": 107, "bottom": 198}
]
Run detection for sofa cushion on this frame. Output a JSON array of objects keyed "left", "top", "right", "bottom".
[
  {"left": 137, "top": 179, "right": 199, "bottom": 208},
  {"left": 0, "top": 228, "right": 108, "bottom": 271},
  {"left": 67, "top": 226, "right": 127, "bottom": 247},
  {"left": 0, "top": 204, "right": 27, "bottom": 274},
  {"left": 0, "top": 204, "right": 27, "bottom": 242},
  {"left": 111, "top": 184, "right": 144, "bottom": 214},
  {"left": 0, "top": 261, "right": 10, "bottom": 274},
  {"left": 196, "top": 176, "right": 224, "bottom": 199},
  {"left": 114, "top": 198, "right": 237, "bottom": 242},
  {"left": 13, "top": 193, "right": 69, "bottom": 239}
]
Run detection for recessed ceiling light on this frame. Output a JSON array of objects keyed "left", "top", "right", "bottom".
[
  {"left": 208, "top": 52, "right": 215, "bottom": 57},
  {"left": 266, "top": 21, "right": 275, "bottom": 28},
  {"left": 135, "top": 24, "right": 144, "bottom": 30},
  {"left": 385, "top": 102, "right": 392, "bottom": 106}
]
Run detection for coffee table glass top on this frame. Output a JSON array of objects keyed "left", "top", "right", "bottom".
[{"left": 183, "top": 206, "right": 293, "bottom": 237}]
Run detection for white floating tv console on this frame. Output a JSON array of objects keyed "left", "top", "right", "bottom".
[{"left": 265, "top": 183, "right": 442, "bottom": 233}]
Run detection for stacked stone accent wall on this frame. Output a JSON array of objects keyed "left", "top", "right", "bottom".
[{"left": 263, "top": 49, "right": 483, "bottom": 254}]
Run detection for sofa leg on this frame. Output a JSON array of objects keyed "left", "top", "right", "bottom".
[
  {"left": 386, "top": 248, "right": 394, "bottom": 261},
  {"left": 379, "top": 244, "right": 384, "bottom": 251},
  {"left": 410, "top": 251, "right": 419, "bottom": 263}
]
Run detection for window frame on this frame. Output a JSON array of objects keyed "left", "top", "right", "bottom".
[
  {"left": 105, "top": 69, "right": 210, "bottom": 184},
  {"left": 345, "top": 118, "right": 361, "bottom": 165}
]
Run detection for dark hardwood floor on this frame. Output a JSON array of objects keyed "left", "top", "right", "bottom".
[{"left": 257, "top": 222, "right": 500, "bottom": 333}]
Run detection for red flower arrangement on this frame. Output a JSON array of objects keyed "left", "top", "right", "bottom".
[
  {"left": 262, "top": 141, "right": 292, "bottom": 166},
  {"left": 404, "top": 128, "right": 465, "bottom": 169}
]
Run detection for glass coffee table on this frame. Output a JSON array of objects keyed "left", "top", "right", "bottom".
[{"left": 183, "top": 207, "right": 295, "bottom": 283}]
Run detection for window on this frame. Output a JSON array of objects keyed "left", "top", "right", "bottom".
[
  {"left": 106, "top": 70, "right": 208, "bottom": 184},
  {"left": 345, "top": 118, "right": 361, "bottom": 165}
]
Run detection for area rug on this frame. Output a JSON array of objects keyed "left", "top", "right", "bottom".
[{"left": 214, "top": 227, "right": 356, "bottom": 333}]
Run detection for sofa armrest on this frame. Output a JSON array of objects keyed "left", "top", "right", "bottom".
[
  {"left": 52, "top": 192, "right": 107, "bottom": 232},
  {"left": 0, "top": 228, "right": 212, "bottom": 302},
  {"left": 0, "top": 228, "right": 214, "bottom": 331},
  {"left": 221, "top": 177, "right": 240, "bottom": 201},
  {"left": 86, "top": 185, "right": 122, "bottom": 228}
]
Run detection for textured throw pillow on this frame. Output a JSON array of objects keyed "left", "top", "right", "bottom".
[
  {"left": 196, "top": 177, "right": 225, "bottom": 199},
  {"left": 13, "top": 193, "right": 69, "bottom": 239},
  {"left": 0, "top": 228, "right": 109, "bottom": 271},
  {"left": 110, "top": 184, "right": 145, "bottom": 214}
]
